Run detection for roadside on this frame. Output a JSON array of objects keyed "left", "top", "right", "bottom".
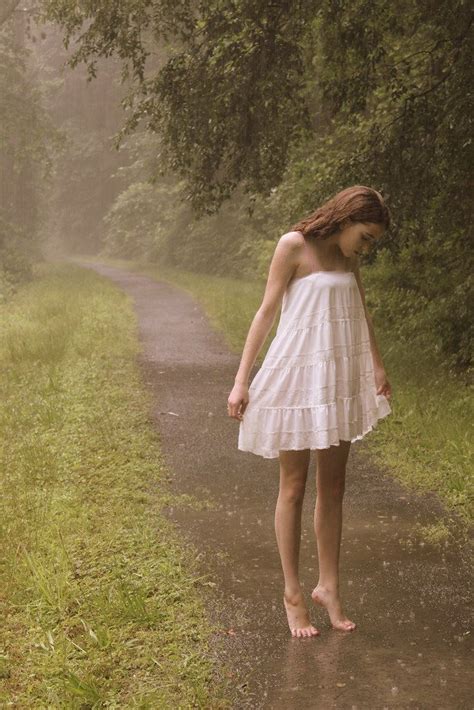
[
  {"left": 78, "top": 255, "right": 473, "bottom": 532},
  {"left": 73, "top": 259, "right": 472, "bottom": 709},
  {"left": 0, "top": 263, "right": 234, "bottom": 707}
]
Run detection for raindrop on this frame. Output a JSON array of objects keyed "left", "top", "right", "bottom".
[{"left": 391, "top": 687, "right": 399, "bottom": 695}]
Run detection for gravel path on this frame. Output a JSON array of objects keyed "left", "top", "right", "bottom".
[{"left": 78, "top": 261, "right": 472, "bottom": 709}]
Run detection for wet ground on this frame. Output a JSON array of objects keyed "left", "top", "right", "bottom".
[{"left": 76, "top": 261, "right": 472, "bottom": 709}]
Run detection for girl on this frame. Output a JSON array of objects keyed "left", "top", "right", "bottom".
[{"left": 227, "top": 185, "right": 393, "bottom": 638}]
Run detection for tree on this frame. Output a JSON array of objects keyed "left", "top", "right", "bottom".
[
  {"left": 37, "top": 0, "right": 473, "bottom": 369},
  {"left": 0, "top": 7, "right": 59, "bottom": 296},
  {"left": 39, "top": 0, "right": 315, "bottom": 212}
]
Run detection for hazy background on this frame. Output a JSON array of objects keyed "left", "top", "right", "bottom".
[{"left": 1, "top": 0, "right": 472, "bottom": 375}]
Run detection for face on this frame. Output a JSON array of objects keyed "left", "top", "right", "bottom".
[{"left": 336, "top": 221, "right": 385, "bottom": 259}]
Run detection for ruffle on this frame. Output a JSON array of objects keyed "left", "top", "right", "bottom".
[
  {"left": 237, "top": 272, "right": 392, "bottom": 459},
  {"left": 277, "top": 304, "right": 366, "bottom": 337},
  {"left": 249, "top": 349, "right": 378, "bottom": 407},
  {"left": 238, "top": 392, "right": 392, "bottom": 459}
]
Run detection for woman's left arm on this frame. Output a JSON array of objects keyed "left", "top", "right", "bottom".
[{"left": 351, "top": 259, "right": 392, "bottom": 399}]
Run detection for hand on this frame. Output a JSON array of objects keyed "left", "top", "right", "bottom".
[
  {"left": 374, "top": 367, "right": 392, "bottom": 400},
  {"left": 227, "top": 383, "right": 249, "bottom": 421}
]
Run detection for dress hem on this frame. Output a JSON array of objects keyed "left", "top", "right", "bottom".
[{"left": 237, "top": 407, "right": 391, "bottom": 459}]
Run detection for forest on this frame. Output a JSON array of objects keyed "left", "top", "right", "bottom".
[
  {"left": 1, "top": 2, "right": 473, "bottom": 706},
  {"left": 1, "top": 0, "right": 472, "bottom": 373}
]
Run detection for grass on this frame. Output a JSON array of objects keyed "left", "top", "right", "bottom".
[
  {"left": 0, "top": 263, "right": 234, "bottom": 708},
  {"left": 72, "top": 254, "right": 473, "bottom": 532}
]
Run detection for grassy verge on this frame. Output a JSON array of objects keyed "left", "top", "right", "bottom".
[
  {"left": 0, "top": 263, "right": 233, "bottom": 707},
  {"left": 71, "top": 255, "right": 473, "bottom": 534}
]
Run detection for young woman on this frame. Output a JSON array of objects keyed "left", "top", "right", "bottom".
[{"left": 227, "top": 185, "right": 393, "bottom": 639}]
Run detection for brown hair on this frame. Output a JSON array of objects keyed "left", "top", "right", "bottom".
[{"left": 290, "top": 185, "right": 391, "bottom": 240}]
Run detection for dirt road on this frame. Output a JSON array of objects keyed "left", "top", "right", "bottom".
[{"left": 78, "top": 262, "right": 472, "bottom": 709}]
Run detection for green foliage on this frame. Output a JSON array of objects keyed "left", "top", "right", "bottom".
[
  {"left": 369, "top": 241, "right": 473, "bottom": 374},
  {"left": 102, "top": 178, "right": 193, "bottom": 262},
  {"left": 0, "top": 15, "right": 59, "bottom": 293},
  {"left": 0, "top": 218, "right": 36, "bottom": 302},
  {"left": 38, "top": 0, "right": 473, "bottom": 370},
  {"left": 40, "top": 0, "right": 314, "bottom": 212},
  {"left": 0, "top": 264, "right": 234, "bottom": 707}
]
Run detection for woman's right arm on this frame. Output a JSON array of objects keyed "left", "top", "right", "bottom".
[{"left": 227, "top": 232, "right": 302, "bottom": 420}]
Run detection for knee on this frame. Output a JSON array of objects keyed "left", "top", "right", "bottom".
[
  {"left": 279, "top": 480, "right": 306, "bottom": 505},
  {"left": 317, "top": 471, "right": 346, "bottom": 501}
]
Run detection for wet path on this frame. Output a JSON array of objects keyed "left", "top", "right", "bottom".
[{"left": 77, "top": 262, "right": 472, "bottom": 709}]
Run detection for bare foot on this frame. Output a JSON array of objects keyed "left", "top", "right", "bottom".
[
  {"left": 283, "top": 590, "right": 320, "bottom": 638},
  {"left": 311, "top": 585, "right": 356, "bottom": 632}
]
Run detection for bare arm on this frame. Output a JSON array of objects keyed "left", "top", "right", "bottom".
[
  {"left": 234, "top": 310, "right": 277, "bottom": 385},
  {"left": 233, "top": 232, "right": 302, "bottom": 385},
  {"left": 228, "top": 232, "right": 302, "bottom": 419},
  {"left": 352, "top": 259, "right": 392, "bottom": 400},
  {"left": 351, "top": 259, "right": 385, "bottom": 370}
]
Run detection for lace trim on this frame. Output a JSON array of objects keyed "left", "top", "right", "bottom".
[
  {"left": 279, "top": 317, "right": 368, "bottom": 336},
  {"left": 238, "top": 405, "right": 391, "bottom": 436},
  {"left": 251, "top": 374, "right": 375, "bottom": 394},
  {"left": 256, "top": 398, "right": 382, "bottom": 412},
  {"left": 278, "top": 304, "right": 365, "bottom": 334},
  {"left": 263, "top": 340, "right": 371, "bottom": 363},
  {"left": 238, "top": 412, "right": 391, "bottom": 458}
]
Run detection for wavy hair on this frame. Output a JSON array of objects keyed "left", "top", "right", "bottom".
[{"left": 290, "top": 185, "right": 391, "bottom": 240}]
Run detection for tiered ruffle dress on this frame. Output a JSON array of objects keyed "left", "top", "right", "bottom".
[{"left": 238, "top": 270, "right": 392, "bottom": 458}]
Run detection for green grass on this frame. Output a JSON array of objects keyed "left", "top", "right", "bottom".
[
  {"left": 73, "top": 254, "right": 473, "bottom": 531},
  {"left": 0, "top": 263, "right": 234, "bottom": 708}
]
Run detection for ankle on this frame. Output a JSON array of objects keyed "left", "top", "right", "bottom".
[
  {"left": 314, "top": 582, "right": 339, "bottom": 594},
  {"left": 284, "top": 586, "right": 303, "bottom": 601}
]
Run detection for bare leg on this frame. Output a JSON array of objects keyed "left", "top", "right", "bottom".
[
  {"left": 311, "top": 440, "right": 356, "bottom": 631},
  {"left": 276, "top": 449, "right": 320, "bottom": 638}
]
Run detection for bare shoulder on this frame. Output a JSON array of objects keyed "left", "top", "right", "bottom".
[
  {"left": 278, "top": 230, "right": 305, "bottom": 251},
  {"left": 258, "top": 232, "right": 303, "bottom": 318}
]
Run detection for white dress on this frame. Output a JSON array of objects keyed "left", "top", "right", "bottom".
[{"left": 238, "top": 270, "right": 392, "bottom": 458}]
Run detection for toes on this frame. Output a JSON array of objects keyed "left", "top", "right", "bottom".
[
  {"left": 334, "top": 620, "right": 356, "bottom": 631},
  {"left": 290, "top": 626, "right": 320, "bottom": 638}
]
